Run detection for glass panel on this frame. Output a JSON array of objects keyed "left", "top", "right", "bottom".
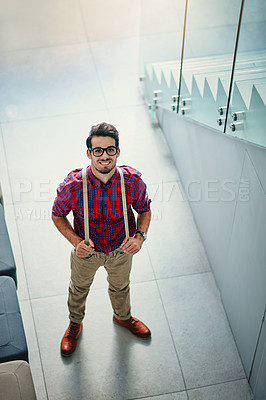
[
  {"left": 225, "top": 0, "right": 266, "bottom": 148},
  {"left": 139, "top": 0, "right": 186, "bottom": 115},
  {"left": 180, "top": 0, "right": 242, "bottom": 131}
]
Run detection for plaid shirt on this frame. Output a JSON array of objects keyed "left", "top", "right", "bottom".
[{"left": 52, "top": 165, "right": 151, "bottom": 254}]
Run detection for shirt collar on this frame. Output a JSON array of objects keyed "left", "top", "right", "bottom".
[{"left": 87, "top": 166, "right": 120, "bottom": 187}]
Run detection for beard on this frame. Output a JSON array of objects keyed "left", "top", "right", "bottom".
[
  {"left": 95, "top": 163, "right": 115, "bottom": 175},
  {"left": 98, "top": 168, "right": 113, "bottom": 174}
]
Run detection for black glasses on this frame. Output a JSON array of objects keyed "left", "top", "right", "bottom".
[{"left": 89, "top": 146, "right": 118, "bottom": 157}]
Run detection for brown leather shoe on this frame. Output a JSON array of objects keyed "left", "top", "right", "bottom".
[
  {"left": 61, "top": 321, "right": 83, "bottom": 356},
  {"left": 113, "top": 315, "right": 151, "bottom": 338}
]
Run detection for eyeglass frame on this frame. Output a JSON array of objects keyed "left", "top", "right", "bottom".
[{"left": 89, "top": 146, "right": 119, "bottom": 157}]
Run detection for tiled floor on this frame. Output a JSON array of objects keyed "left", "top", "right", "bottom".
[{"left": 0, "top": 1, "right": 253, "bottom": 399}]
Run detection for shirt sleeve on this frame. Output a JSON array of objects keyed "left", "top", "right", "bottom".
[
  {"left": 52, "top": 171, "right": 76, "bottom": 217},
  {"left": 131, "top": 174, "right": 151, "bottom": 214}
]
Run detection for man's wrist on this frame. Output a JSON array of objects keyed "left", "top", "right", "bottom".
[
  {"left": 73, "top": 237, "right": 83, "bottom": 248},
  {"left": 135, "top": 230, "right": 147, "bottom": 241}
]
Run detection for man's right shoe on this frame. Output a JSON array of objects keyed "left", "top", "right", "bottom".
[
  {"left": 61, "top": 321, "right": 83, "bottom": 356},
  {"left": 113, "top": 315, "right": 151, "bottom": 338}
]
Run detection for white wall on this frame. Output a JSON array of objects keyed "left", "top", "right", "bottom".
[{"left": 157, "top": 107, "right": 266, "bottom": 391}]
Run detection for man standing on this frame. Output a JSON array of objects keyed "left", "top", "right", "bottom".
[{"left": 52, "top": 122, "right": 151, "bottom": 356}]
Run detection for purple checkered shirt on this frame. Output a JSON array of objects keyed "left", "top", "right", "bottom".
[{"left": 52, "top": 165, "right": 151, "bottom": 254}]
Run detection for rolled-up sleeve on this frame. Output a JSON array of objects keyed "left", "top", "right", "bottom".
[
  {"left": 52, "top": 175, "right": 74, "bottom": 217},
  {"left": 132, "top": 175, "right": 151, "bottom": 214}
]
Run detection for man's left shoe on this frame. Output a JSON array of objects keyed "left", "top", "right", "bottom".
[{"left": 113, "top": 315, "right": 151, "bottom": 338}]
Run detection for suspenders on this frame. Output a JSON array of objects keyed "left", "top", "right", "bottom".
[
  {"left": 117, "top": 166, "right": 130, "bottom": 241},
  {"left": 82, "top": 167, "right": 130, "bottom": 245},
  {"left": 82, "top": 168, "right": 90, "bottom": 245}
]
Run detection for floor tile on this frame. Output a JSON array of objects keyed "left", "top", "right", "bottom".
[
  {"left": 139, "top": 0, "right": 184, "bottom": 76},
  {"left": 149, "top": 180, "right": 192, "bottom": 222},
  {"left": 140, "top": 0, "right": 184, "bottom": 37},
  {"left": 0, "top": 126, "right": 13, "bottom": 205},
  {"left": 0, "top": 44, "right": 106, "bottom": 122},
  {"left": 0, "top": 203, "right": 29, "bottom": 300},
  {"left": 14, "top": 201, "right": 72, "bottom": 299},
  {"left": 108, "top": 106, "right": 180, "bottom": 184},
  {"left": 0, "top": 0, "right": 87, "bottom": 52},
  {"left": 147, "top": 180, "right": 210, "bottom": 279},
  {"left": 130, "top": 244, "right": 155, "bottom": 284},
  {"left": 19, "top": 299, "right": 48, "bottom": 400},
  {"left": 15, "top": 252, "right": 29, "bottom": 301},
  {"left": 147, "top": 222, "right": 210, "bottom": 279},
  {"left": 90, "top": 38, "right": 143, "bottom": 108},
  {"left": 187, "top": 379, "right": 252, "bottom": 400},
  {"left": 2, "top": 203, "right": 22, "bottom": 257},
  {"left": 1, "top": 111, "right": 110, "bottom": 202},
  {"left": 80, "top": 0, "right": 141, "bottom": 42},
  {"left": 107, "top": 104, "right": 156, "bottom": 136},
  {"left": 31, "top": 281, "right": 185, "bottom": 399},
  {"left": 158, "top": 273, "right": 246, "bottom": 389},
  {"left": 139, "top": 32, "right": 183, "bottom": 77},
  {"left": 141, "top": 392, "right": 188, "bottom": 400}
]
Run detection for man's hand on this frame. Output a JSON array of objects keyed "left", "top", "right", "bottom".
[
  {"left": 76, "top": 239, "right": 95, "bottom": 258},
  {"left": 121, "top": 236, "right": 144, "bottom": 255}
]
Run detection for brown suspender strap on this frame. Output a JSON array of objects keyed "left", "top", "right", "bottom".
[
  {"left": 82, "top": 168, "right": 90, "bottom": 245},
  {"left": 117, "top": 166, "right": 130, "bottom": 241}
]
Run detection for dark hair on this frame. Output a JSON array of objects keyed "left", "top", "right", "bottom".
[{"left": 86, "top": 123, "right": 119, "bottom": 149}]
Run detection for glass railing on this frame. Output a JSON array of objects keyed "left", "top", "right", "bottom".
[
  {"left": 139, "top": 0, "right": 186, "bottom": 115},
  {"left": 139, "top": 0, "right": 266, "bottom": 148},
  {"left": 226, "top": 0, "right": 266, "bottom": 147},
  {"left": 180, "top": 0, "right": 242, "bottom": 132}
]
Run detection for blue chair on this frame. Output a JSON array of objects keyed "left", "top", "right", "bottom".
[
  {"left": 0, "top": 203, "right": 17, "bottom": 287},
  {"left": 0, "top": 276, "right": 28, "bottom": 363}
]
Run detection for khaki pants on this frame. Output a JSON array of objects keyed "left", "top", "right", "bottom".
[{"left": 68, "top": 248, "right": 133, "bottom": 324}]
